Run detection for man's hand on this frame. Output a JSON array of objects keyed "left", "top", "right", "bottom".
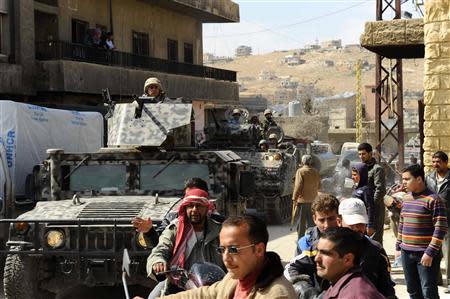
[
  {"left": 420, "top": 253, "right": 433, "bottom": 267},
  {"left": 152, "top": 262, "right": 168, "bottom": 274},
  {"left": 132, "top": 217, "right": 153, "bottom": 233},
  {"left": 394, "top": 250, "right": 401, "bottom": 259},
  {"left": 367, "top": 227, "right": 375, "bottom": 237}
]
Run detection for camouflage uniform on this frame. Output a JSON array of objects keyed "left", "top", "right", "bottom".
[{"left": 261, "top": 118, "right": 278, "bottom": 137}]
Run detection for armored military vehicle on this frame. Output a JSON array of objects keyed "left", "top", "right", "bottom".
[
  {"left": 1, "top": 100, "right": 253, "bottom": 299},
  {"left": 202, "top": 108, "right": 300, "bottom": 224}
]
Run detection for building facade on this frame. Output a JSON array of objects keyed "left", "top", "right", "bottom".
[{"left": 0, "top": 0, "right": 239, "bottom": 107}]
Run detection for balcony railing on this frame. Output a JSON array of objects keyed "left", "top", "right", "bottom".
[{"left": 35, "top": 41, "right": 236, "bottom": 82}]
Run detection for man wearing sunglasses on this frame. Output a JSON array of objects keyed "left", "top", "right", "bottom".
[
  {"left": 142, "top": 77, "right": 171, "bottom": 103},
  {"left": 154, "top": 215, "right": 296, "bottom": 298}
]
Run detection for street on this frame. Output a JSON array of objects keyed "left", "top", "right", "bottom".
[{"left": 0, "top": 224, "right": 447, "bottom": 298}]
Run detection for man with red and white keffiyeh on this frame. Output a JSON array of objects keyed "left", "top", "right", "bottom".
[{"left": 146, "top": 188, "right": 225, "bottom": 296}]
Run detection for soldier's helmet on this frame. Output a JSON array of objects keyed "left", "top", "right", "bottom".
[
  {"left": 264, "top": 108, "right": 273, "bottom": 116},
  {"left": 232, "top": 108, "right": 241, "bottom": 115},
  {"left": 269, "top": 133, "right": 278, "bottom": 140},
  {"left": 144, "top": 77, "right": 163, "bottom": 94},
  {"left": 258, "top": 139, "right": 269, "bottom": 146}
]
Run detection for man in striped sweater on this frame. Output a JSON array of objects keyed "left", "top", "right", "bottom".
[{"left": 397, "top": 164, "right": 448, "bottom": 299}]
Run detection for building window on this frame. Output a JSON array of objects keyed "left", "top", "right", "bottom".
[
  {"left": 72, "top": 19, "right": 88, "bottom": 44},
  {"left": 167, "top": 39, "right": 178, "bottom": 62},
  {"left": 184, "top": 42, "right": 193, "bottom": 64},
  {"left": 132, "top": 31, "right": 149, "bottom": 56}
]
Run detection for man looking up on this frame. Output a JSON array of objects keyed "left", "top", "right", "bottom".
[
  {"left": 398, "top": 164, "right": 448, "bottom": 299},
  {"left": 145, "top": 188, "right": 224, "bottom": 296},
  {"left": 153, "top": 215, "right": 296, "bottom": 299},
  {"left": 357, "top": 142, "right": 386, "bottom": 244},
  {"left": 426, "top": 151, "right": 450, "bottom": 293},
  {"left": 315, "top": 227, "right": 384, "bottom": 299}
]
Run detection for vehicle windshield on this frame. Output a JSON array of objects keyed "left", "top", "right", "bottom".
[
  {"left": 336, "top": 150, "right": 359, "bottom": 168},
  {"left": 66, "top": 162, "right": 210, "bottom": 193},
  {"left": 140, "top": 163, "right": 209, "bottom": 192},
  {"left": 69, "top": 164, "right": 127, "bottom": 191}
]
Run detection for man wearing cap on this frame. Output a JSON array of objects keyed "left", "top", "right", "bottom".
[
  {"left": 339, "top": 197, "right": 397, "bottom": 299},
  {"left": 146, "top": 188, "right": 224, "bottom": 296},
  {"left": 261, "top": 108, "right": 278, "bottom": 137},
  {"left": 142, "top": 77, "right": 170, "bottom": 102}
]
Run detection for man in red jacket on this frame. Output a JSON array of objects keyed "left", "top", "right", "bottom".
[{"left": 316, "top": 227, "right": 384, "bottom": 299}]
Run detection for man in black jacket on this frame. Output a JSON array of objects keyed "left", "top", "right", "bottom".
[
  {"left": 425, "top": 151, "right": 450, "bottom": 293},
  {"left": 358, "top": 143, "right": 386, "bottom": 244}
]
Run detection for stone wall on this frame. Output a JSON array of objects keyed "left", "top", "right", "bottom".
[{"left": 423, "top": 2, "right": 450, "bottom": 168}]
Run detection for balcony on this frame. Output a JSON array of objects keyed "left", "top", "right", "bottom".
[{"left": 35, "top": 41, "right": 236, "bottom": 82}]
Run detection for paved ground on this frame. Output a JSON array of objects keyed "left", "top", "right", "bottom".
[{"left": 0, "top": 224, "right": 448, "bottom": 298}]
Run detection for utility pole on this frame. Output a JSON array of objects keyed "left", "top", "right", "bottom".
[{"left": 355, "top": 60, "right": 363, "bottom": 143}]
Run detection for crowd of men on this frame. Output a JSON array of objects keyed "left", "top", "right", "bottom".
[
  {"left": 128, "top": 141, "right": 449, "bottom": 299},
  {"left": 129, "top": 82, "right": 448, "bottom": 298}
]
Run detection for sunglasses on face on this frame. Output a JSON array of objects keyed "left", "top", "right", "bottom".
[{"left": 216, "top": 244, "right": 254, "bottom": 255}]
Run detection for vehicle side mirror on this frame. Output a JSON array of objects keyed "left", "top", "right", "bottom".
[{"left": 240, "top": 172, "right": 255, "bottom": 197}]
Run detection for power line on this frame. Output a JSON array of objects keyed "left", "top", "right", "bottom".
[{"left": 204, "top": 0, "right": 372, "bottom": 39}]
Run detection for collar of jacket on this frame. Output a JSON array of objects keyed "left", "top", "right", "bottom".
[
  {"left": 430, "top": 168, "right": 450, "bottom": 182},
  {"left": 366, "top": 157, "right": 377, "bottom": 168},
  {"left": 202, "top": 217, "right": 222, "bottom": 245},
  {"left": 327, "top": 267, "right": 362, "bottom": 296},
  {"left": 254, "top": 251, "right": 284, "bottom": 289}
]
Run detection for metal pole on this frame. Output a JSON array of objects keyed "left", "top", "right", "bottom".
[{"left": 396, "top": 60, "right": 404, "bottom": 171}]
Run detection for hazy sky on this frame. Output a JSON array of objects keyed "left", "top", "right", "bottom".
[{"left": 203, "top": 0, "right": 423, "bottom": 56}]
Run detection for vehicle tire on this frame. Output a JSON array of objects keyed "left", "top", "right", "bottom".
[
  {"left": 269, "top": 195, "right": 292, "bottom": 224},
  {"left": 3, "top": 253, "right": 55, "bottom": 299}
]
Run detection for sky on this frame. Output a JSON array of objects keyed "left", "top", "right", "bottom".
[{"left": 203, "top": 0, "right": 423, "bottom": 57}]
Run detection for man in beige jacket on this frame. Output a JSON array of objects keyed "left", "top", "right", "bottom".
[
  {"left": 134, "top": 215, "right": 296, "bottom": 299},
  {"left": 292, "top": 155, "right": 321, "bottom": 240}
]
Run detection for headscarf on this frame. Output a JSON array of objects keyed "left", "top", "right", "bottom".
[
  {"left": 352, "top": 162, "right": 368, "bottom": 188},
  {"left": 170, "top": 188, "right": 215, "bottom": 268}
]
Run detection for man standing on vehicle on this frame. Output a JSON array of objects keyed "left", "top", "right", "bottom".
[
  {"left": 358, "top": 143, "right": 386, "bottom": 244},
  {"left": 292, "top": 154, "right": 321, "bottom": 239},
  {"left": 142, "top": 77, "right": 170, "bottom": 102},
  {"left": 145, "top": 188, "right": 224, "bottom": 296},
  {"left": 425, "top": 151, "right": 450, "bottom": 293},
  {"left": 145, "top": 215, "right": 296, "bottom": 299},
  {"left": 261, "top": 108, "right": 278, "bottom": 137}
]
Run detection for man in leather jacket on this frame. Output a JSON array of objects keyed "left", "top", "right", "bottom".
[{"left": 425, "top": 151, "right": 450, "bottom": 293}]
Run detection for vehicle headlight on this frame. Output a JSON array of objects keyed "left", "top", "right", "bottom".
[
  {"left": 137, "top": 232, "right": 149, "bottom": 249},
  {"left": 14, "top": 222, "right": 30, "bottom": 235},
  {"left": 273, "top": 153, "right": 282, "bottom": 160},
  {"left": 46, "top": 230, "right": 65, "bottom": 248}
]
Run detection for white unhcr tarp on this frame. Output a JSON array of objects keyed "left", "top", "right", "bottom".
[{"left": 0, "top": 101, "right": 104, "bottom": 197}]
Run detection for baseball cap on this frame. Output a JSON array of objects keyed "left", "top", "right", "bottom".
[{"left": 338, "top": 198, "right": 368, "bottom": 225}]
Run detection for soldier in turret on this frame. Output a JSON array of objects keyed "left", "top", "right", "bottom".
[
  {"left": 268, "top": 133, "right": 279, "bottom": 149},
  {"left": 142, "top": 77, "right": 170, "bottom": 102},
  {"left": 228, "top": 108, "right": 242, "bottom": 126},
  {"left": 259, "top": 139, "right": 269, "bottom": 151},
  {"left": 261, "top": 109, "right": 278, "bottom": 137}
]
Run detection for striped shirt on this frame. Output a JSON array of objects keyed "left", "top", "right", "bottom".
[{"left": 395, "top": 188, "right": 448, "bottom": 257}]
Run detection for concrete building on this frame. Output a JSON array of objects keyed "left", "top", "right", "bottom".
[
  {"left": 273, "top": 88, "right": 296, "bottom": 103},
  {"left": 321, "top": 39, "right": 342, "bottom": 49},
  {"left": 235, "top": 45, "right": 252, "bottom": 57},
  {"left": 259, "top": 70, "right": 276, "bottom": 81},
  {"left": 0, "top": 0, "right": 239, "bottom": 107},
  {"left": 239, "top": 94, "right": 268, "bottom": 116}
]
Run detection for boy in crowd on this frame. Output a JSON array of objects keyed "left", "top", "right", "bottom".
[{"left": 398, "top": 164, "right": 448, "bottom": 298}]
